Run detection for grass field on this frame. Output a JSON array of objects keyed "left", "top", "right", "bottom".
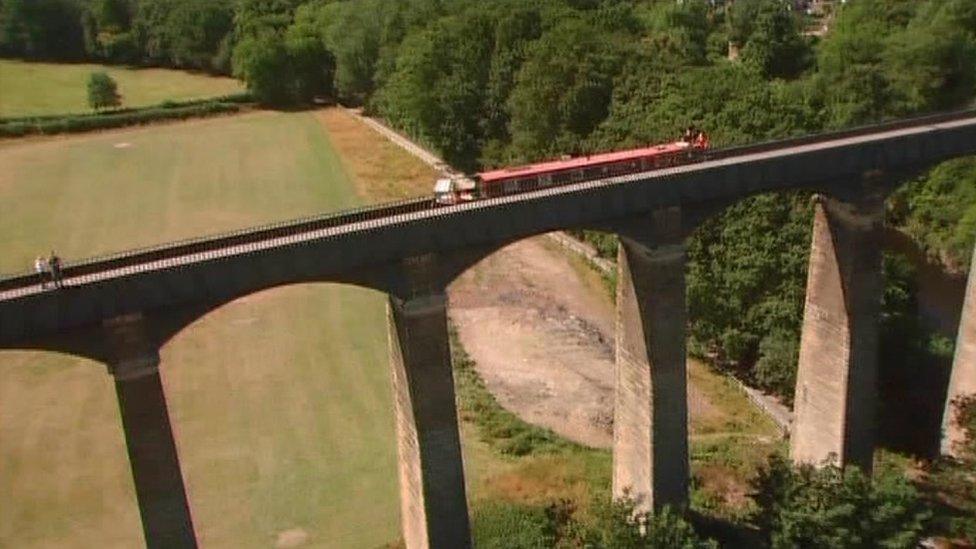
[
  {"left": 0, "top": 60, "right": 244, "bottom": 117},
  {"left": 0, "top": 110, "right": 410, "bottom": 548},
  {"left": 0, "top": 111, "right": 352, "bottom": 274}
]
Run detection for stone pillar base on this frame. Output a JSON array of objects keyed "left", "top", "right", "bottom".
[
  {"left": 791, "top": 192, "right": 883, "bottom": 472},
  {"left": 613, "top": 236, "right": 689, "bottom": 512},
  {"left": 942, "top": 247, "right": 976, "bottom": 457},
  {"left": 388, "top": 292, "right": 471, "bottom": 549}
]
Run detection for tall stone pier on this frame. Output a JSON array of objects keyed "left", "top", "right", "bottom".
[
  {"left": 613, "top": 232, "right": 689, "bottom": 512},
  {"left": 942, "top": 244, "right": 976, "bottom": 457},
  {"left": 105, "top": 315, "right": 197, "bottom": 548},
  {"left": 388, "top": 292, "right": 471, "bottom": 549},
  {"left": 792, "top": 192, "right": 884, "bottom": 472}
]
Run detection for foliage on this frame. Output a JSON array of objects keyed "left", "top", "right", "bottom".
[
  {"left": 920, "top": 394, "right": 976, "bottom": 543},
  {"left": 0, "top": 95, "right": 248, "bottom": 137},
  {"left": 753, "top": 329, "right": 799, "bottom": 402},
  {"left": 889, "top": 157, "right": 976, "bottom": 274},
  {"left": 922, "top": 457, "right": 976, "bottom": 545},
  {"left": 0, "top": 0, "right": 86, "bottom": 59},
  {"left": 375, "top": 13, "right": 495, "bottom": 170},
  {"left": 874, "top": 253, "right": 957, "bottom": 455},
  {"left": 87, "top": 71, "right": 121, "bottom": 110},
  {"left": 471, "top": 501, "right": 557, "bottom": 548},
  {"left": 739, "top": 0, "right": 811, "bottom": 79},
  {"left": 581, "top": 500, "right": 717, "bottom": 548},
  {"left": 472, "top": 498, "right": 715, "bottom": 548},
  {"left": 812, "top": 0, "right": 976, "bottom": 127},
  {"left": 686, "top": 193, "right": 812, "bottom": 399},
  {"left": 231, "top": 26, "right": 333, "bottom": 106},
  {"left": 751, "top": 455, "right": 931, "bottom": 549},
  {"left": 506, "top": 16, "right": 627, "bottom": 160}
]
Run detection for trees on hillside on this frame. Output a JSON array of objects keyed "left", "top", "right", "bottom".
[
  {"left": 740, "top": 1, "right": 811, "bottom": 79},
  {"left": 375, "top": 14, "right": 494, "bottom": 170},
  {"left": 889, "top": 158, "right": 976, "bottom": 273},
  {"left": 0, "top": 0, "right": 86, "bottom": 59},
  {"left": 507, "top": 16, "right": 627, "bottom": 159},
  {"left": 232, "top": 28, "right": 333, "bottom": 107}
]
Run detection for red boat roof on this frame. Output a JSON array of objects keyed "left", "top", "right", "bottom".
[{"left": 478, "top": 141, "right": 692, "bottom": 183}]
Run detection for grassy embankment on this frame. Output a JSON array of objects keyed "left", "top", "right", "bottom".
[{"left": 0, "top": 59, "right": 244, "bottom": 118}]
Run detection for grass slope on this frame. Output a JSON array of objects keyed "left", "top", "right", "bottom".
[
  {"left": 0, "top": 111, "right": 399, "bottom": 548},
  {"left": 0, "top": 60, "right": 244, "bottom": 117}
]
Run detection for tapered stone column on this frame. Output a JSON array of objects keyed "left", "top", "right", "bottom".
[
  {"left": 104, "top": 314, "right": 196, "bottom": 548},
  {"left": 613, "top": 235, "right": 689, "bottom": 512},
  {"left": 792, "top": 192, "right": 884, "bottom": 472},
  {"left": 942, "top": 244, "right": 976, "bottom": 457},
  {"left": 388, "top": 292, "right": 471, "bottom": 549}
]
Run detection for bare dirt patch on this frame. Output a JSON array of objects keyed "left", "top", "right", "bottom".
[
  {"left": 450, "top": 237, "right": 617, "bottom": 448},
  {"left": 275, "top": 527, "right": 309, "bottom": 548},
  {"left": 449, "top": 236, "right": 779, "bottom": 449}
]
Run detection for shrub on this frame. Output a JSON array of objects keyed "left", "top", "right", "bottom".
[
  {"left": 751, "top": 455, "right": 931, "bottom": 549},
  {"left": 472, "top": 501, "right": 555, "bottom": 548},
  {"left": 0, "top": 100, "right": 246, "bottom": 138},
  {"left": 754, "top": 329, "right": 799, "bottom": 403},
  {"left": 87, "top": 71, "right": 121, "bottom": 111}
]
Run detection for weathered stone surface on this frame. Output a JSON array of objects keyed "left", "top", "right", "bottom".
[
  {"left": 791, "top": 192, "right": 884, "bottom": 472},
  {"left": 613, "top": 236, "right": 688, "bottom": 512},
  {"left": 943, "top": 245, "right": 976, "bottom": 457},
  {"left": 388, "top": 293, "right": 471, "bottom": 549}
]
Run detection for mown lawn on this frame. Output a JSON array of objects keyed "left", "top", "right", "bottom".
[
  {"left": 0, "top": 111, "right": 402, "bottom": 548},
  {"left": 0, "top": 59, "right": 244, "bottom": 117},
  {"left": 0, "top": 111, "right": 348, "bottom": 274}
]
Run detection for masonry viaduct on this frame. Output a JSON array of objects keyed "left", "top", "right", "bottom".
[{"left": 1, "top": 112, "right": 976, "bottom": 548}]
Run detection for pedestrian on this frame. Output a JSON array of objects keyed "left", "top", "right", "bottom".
[
  {"left": 48, "top": 252, "right": 63, "bottom": 289},
  {"left": 34, "top": 256, "right": 48, "bottom": 289}
]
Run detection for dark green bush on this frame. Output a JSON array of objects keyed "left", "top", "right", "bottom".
[
  {"left": 751, "top": 455, "right": 931, "bottom": 549},
  {"left": 0, "top": 99, "right": 248, "bottom": 138},
  {"left": 472, "top": 501, "right": 556, "bottom": 548}
]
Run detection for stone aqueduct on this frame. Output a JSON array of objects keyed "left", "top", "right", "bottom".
[{"left": 2, "top": 112, "right": 976, "bottom": 548}]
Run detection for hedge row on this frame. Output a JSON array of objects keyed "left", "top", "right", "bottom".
[
  {"left": 0, "top": 93, "right": 253, "bottom": 125},
  {"left": 0, "top": 98, "right": 251, "bottom": 137}
]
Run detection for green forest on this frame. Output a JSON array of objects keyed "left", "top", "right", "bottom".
[{"left": 3, "top": 0, "right": 976, "bottom": 544}]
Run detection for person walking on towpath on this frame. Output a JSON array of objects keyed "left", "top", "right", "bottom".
[
  {"left": 34, "top": 256, "right": 49, "bottom": 289},
  {"left": 48, "top": 252, "right": 64, "bottom": 289}
]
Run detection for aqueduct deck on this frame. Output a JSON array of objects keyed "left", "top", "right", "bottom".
[{"left": 2, "top": 111, "right": 976, "bottom": 548}]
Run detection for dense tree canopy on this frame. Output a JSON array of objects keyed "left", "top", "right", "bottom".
[{"left": 751, "top": 455, "right": 931, "bottom": 549}]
